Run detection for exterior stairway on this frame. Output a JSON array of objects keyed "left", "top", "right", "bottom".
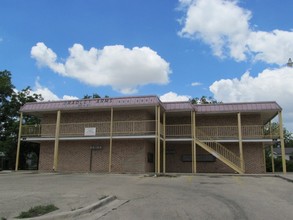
[{"left": 196, "top": 129, "right": 244, "bottom": 174}]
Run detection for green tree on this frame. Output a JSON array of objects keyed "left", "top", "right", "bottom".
[
  {"left": 264, "top": 123, "right": 293, "bottom": 172},
  {"left": 83, "top": 93, "right": 110, "bottom": 99},
  {"left": 264, "top": 122, "right": 293, "bottom": 146},
  {"left": 0, "top": 70, "right": 42, "bottom": 170},
  {"left": 191, "top": 96, "right": 220, "bottom": 104},
  {"left": 83, "top": 93, "right": 101, "bottom": 99}
]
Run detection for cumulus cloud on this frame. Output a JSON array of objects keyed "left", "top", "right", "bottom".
[
  {"left": 31, "top": 42, "right": 66, "bottom": 74},
  {"left": 247, "top": 30, "right": 293, "bottom": 65},
  {"left": 32, "top": 78, "right": 79, "bottom": 101},
  {"left": 210, "top": 67, "right": 293, "bottom": 129},
  {"left": 31, "top": 42, "right": 171, "bottom": 94},
  {"left": 160, "top": 91, "right": 191, "bottom": 102},
  {"left": 179, "top": 0, "right": 293, "bottom": 65}
]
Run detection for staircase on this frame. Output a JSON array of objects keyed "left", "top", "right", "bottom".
[{"left": 196, "top": 129, "right": 244, "bottom": 174}]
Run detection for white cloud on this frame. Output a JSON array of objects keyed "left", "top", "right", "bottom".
[
  {"left": 247, "top": 30, "right": 293, "bottom": 65},
  {"left": 160, "top": 91, "right": 191, "bottom": 102},
  {"left": 191, "top": 82, "right": 202, "bottom": 86},
  {"left": 209, "top": 67, "right": 293, "bottom": 129},
  {"left": 31, "top": 42, "right": 65, "bottom": 74},
  {"left": 31, "top": 42, "right": 171, "bottom": 94},
  {"left": 31, "top": 78, "right": 79, "bottom": 101},
  {"left": 179, "top": 0, "right": 251, "bottom": 61},
  {"left": 179, "top": 0, "right": 293, "bottom": 65},
  {"left": 33, "top": 80, "right": 59, "bottom": 101},
  {"left": 62, "top": 95, "right": 79, "bottom": 100}
]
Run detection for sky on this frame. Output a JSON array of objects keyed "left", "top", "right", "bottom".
[{"left": 1, "top": 0, "right": 293, "bottom": 130}]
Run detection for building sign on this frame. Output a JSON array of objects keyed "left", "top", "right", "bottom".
[
  {"left": 84, "top": 127, "right": 96, "bottom": 136},
  {"left": 64, "top": 98, "right": 113, "bottom": 108},
  {"left": 90, "top": 146, "right": 102, "bottom": 150}
]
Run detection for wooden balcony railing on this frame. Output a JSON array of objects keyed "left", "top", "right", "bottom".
[
  {"left": 165, "top": 124, "right": 191, "bottom": 137},
  {"left": 22, "top": 122, "right": 280, "bottom": 140},
  {"left": 21, "top": 120, "right": 156, "bottom": 137},
  {"left": 165, "top": 125, "right": 279, "bottom": 139}
]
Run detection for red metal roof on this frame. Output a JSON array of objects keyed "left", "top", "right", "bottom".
[
  {"left": 20, "top": 95, "right": 281, "bottom": 114},
  {"left": 163, "top": 102, "right": 195, "bottom": 111},
  {"left": 195, "top": 102, "right": 281, "bottom": 114},
  {"left": 20, "top": 95, "right": 161, "bottom": 112}
]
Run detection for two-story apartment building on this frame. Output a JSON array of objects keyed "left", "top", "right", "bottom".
[{"left": 16, "top": 95, "right": 287, "bottom": 174}]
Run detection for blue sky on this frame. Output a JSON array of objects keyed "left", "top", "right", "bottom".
[{"left": 1, "top": 0, "right": 293, "bottom": 129}]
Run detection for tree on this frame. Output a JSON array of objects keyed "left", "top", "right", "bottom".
[
  {"left": 83, "top": 93, "right": 101, "bottom": 99},
  {"left": 264, "top": 122, "right": 293, "bottom": 146},
  {"left": 83, "top": 93, "right": 110, "bottom": 99},
  {"left": 191, "top": 96, "right": 220, "bottom": 104},
  {"left": 0, "top": 70, "right": 42, "bottom": 170},
  {"left": 264, "top": 122, "right": 293, "bottom": 172}
]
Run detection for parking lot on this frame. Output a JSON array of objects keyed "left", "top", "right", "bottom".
[{"left": 1, "top": 172, "right": 293, "bottom": 219}]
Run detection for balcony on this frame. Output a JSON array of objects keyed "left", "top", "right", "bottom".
[
  {"left": 21, "top": 120, "right": 156, "bottom": 138},
  {"left": 165, "top": 125, "right": 279, "bottom": 140},
  {"left": 21, "top": 122, "right": 279, "bottom": 140}
]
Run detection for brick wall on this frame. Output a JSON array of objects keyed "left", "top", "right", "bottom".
[
  {"left": 113, "top": 109, "right": 153, "bottom": 121},
  {"left": 164, "top": 142, "right": 265, "bottom": 174},
  {"left": 37, "top": 109, "right": 265, "bottom": 174},
  {"left": 58, "top": 141, "right": 93, "bottom": 172},
  {"left": 165, "top": 143, "right": 192, "bottom": 173},
  {"left": 145, "top": 142, "right": 155, "bottom": 172},
  {"left": 38, "top": 139, "right": 154, "bottom": 173},
  {"left": 38, "top": 142, "right": 54, "bottom": 171},
  {"left": 243, "top": 142, "right": 265, "bottom": 173},
  {"left": 42, "top": 109, "right": 154, "bottom": 124},
  {"left": 111, "top": 140, "right": 145, "bottom": 173},
  {"left": 39, "top": 140, "right": 265, "bottom": 174},
  {"left": 166, "top": 113, "right": 262, "bottom": 126},
  {"left": 91, "top": 140, "right": 110, "bottom": 172}
]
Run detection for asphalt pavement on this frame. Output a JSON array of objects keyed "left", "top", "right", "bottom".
[{"left": 1, "top": 172, "right": 293, "bottom": 219}]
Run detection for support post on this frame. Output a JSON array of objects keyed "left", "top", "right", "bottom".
[
  {"left": 191, "top": 111, "right": 197, "bottom": 173},
  {"left": 155, "top": 106, "right": 158, "bottom": 173},
  {"left": 157, "top": 106, "right": 161, "bottom": 174},
  {"left": 278, "top": 111, "right": 287, "bottom": 174},
  {"left": 53, "top": 110, "right": 61, "bottom": 171},
  {"left": 163, "top": 112, "right": 166, "bottom": 173},
  {"left": 109, "top": 107, "right": 113, "bottom": 173},
  {"left": 270, "top": 145, "right": 275, "bottom": 173},
  {"left": 237, "top": 112, "right": 244, "bottom": 172},
  {"left": 268, "top": 121, "right": 275, "bottom": 173},
  {"left": 15, "top": 112, "right": 23, "bottom": 171},
  {"left": 262, "top": 144, "right": 266, "bottom": 172}
]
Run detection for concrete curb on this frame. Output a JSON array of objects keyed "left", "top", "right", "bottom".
[
  {"left": 275, "top": 175, "right": 293, "bottom": 183},
  {"left": 25, "top": 195, "right": 117, "bottom": 220}
]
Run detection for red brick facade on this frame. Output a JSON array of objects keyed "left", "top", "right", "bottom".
[
  {"left": 39, "top": 139, "right": 156, "bottom": 173},
  {"left": 164, "top": 142, "right": 265, "bottom": 174}
]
